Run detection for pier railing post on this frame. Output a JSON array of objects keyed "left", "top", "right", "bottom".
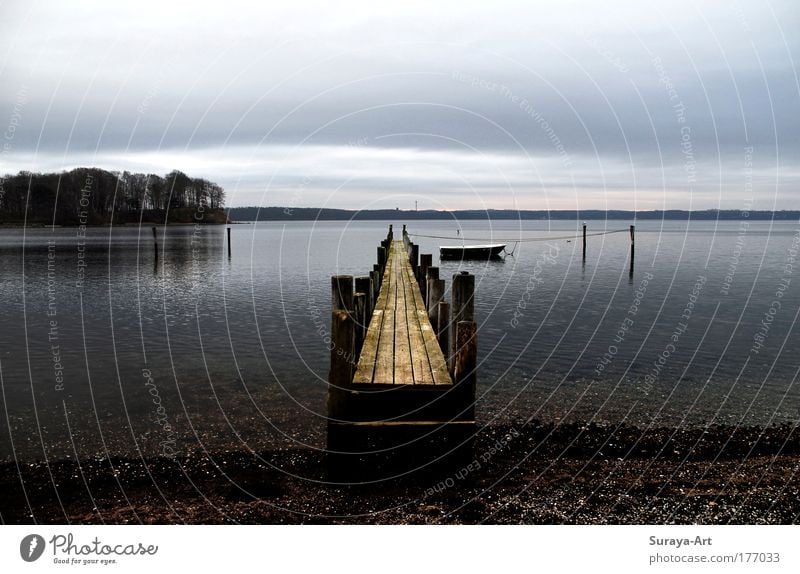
[
  {"left": 451, "top": 271, "right": 475, "bottom": 361},
  {"left": 454, "top": 320, "right": 477, "bottom": 420},
  {"left": 227, "top": 227, "right": 232, "bottom": 258}
]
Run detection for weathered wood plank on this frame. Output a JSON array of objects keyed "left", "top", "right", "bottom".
[
  {"left": 404, "top": 262, "right": 449, "bottom": 386},
  {"left": 372, "top": 247, "right": 396, "bottom": 385},
  {"left": 393, "top": 251, "right": 414, "bottom": 386},
  {"left": 401, "top": 262, "right": 435, "bottom": 385},
  {"left": 352, "top": 308, "right": 383, "bottom": 384}
]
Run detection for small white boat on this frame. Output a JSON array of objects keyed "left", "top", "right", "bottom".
[{"left": 439, "top": 243, "right": 506, "bottom": 260}]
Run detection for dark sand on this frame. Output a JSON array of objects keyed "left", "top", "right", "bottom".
[{"left": 2, "top": 422, "right": 799, "bottom": 524}]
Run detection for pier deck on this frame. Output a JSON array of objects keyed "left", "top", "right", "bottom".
[
  {"left": 326, "top": 226, "right": 476, "bottom": 476},
  {"left": 353, "top": 241, "right": 452, "bottom": 387}
]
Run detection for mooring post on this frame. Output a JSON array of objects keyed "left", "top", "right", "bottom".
[
  {"left": 227, "top": 227, "right": 232, "bottom": 258},
  {"left": 388, "top": 224, "right": 393, "bottom": 241},
  {"left": 427, "top": 278, "right": 445, "bottom": 336},
  {"left": 451, "top": 271, "right": 475, "bottom": 361},
  {"left": 377, "top": 246, "right": 386, "bottom": 275},
  {"left": 410, "top": 243, "right": 419, "bottom": 279},
  {"left": 355, "top": 276, "right": 373, "bottom": 327},
  {"left": 331, "top": 275, "right": 354, "bottom": 314},
  {"left": 629, "top": 224, "right": 635, "bottom": 277},
  {"left": 152, "top": 226, "right": 159, "bottom": 260},
  {"left": 438, "top": 301, "right": 451, "bottom": 360},
  {"left": 582, "top": 223, "right": 587, "bottom": 261},
  {"left": 425, "top": 266, "right": 439, "bottom": 307},
  {"left": 327, "top": 309, "right": 355, "bottom": 420},
  {"left": 454, "top": 320, "right": 477, "bottom": 420},
  {"left": 419, "top": 253, "right": 432, "bottom": 295},
  {"left": 353, "top": 292, "right": 366, "bottom": 359},
  {"left": 372, "top": 264, "right": 382, "bottom": 297}
]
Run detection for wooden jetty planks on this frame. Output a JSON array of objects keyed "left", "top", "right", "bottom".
[
  {"left": 353, "top": 240, "right": 452, "bottom": 386},
  {"left": 372, "top": 250, "right": 396, "bottom": 385},
  {"left": 400, "top": 257, "right": 435, "bottom": 385},
  {"left": 405, "top": 262, "right": 450, "bottom": 386},
  {"left": 393, "top": 259, "right": 414, "bottom": 385}
]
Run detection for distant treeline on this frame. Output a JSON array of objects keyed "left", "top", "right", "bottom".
[
  {"left": 0, "top": 168, "right": 227, "bottom": 225},
  {"left": 228, "top": 206, "right": 800, "bottom": 221}
]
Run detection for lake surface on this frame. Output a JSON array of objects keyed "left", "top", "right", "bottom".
[{"left": 1, "top": 219, "right": 799, "bottom": 461}]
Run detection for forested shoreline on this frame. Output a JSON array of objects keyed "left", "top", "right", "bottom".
[{"left": 0, "top": 168, "right": 227, "bottom": 225}]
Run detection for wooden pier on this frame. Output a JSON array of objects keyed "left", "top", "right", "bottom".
[{"left": 327, "top": 225, "right": 477, "bottom": 477}]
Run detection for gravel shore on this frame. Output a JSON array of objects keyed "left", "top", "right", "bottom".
[{"left": 2, "top": 421, "right": 798, "bottom": 524}]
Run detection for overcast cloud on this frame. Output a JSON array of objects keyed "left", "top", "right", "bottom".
[{"left": 1, "top": 0, "right": 798, "bottom": 209}]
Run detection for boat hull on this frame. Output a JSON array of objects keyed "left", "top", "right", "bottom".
[{"left": 439, "top": 244, "right": 506, "bottom": 261}]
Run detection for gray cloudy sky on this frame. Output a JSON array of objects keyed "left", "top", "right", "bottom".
[{"left": 1, "top": 0, "right": 798, "bottom": 209}]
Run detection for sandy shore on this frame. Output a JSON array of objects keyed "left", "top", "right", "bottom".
[{"left": 2, "top": 421, "right": 798, "bottom": 524}]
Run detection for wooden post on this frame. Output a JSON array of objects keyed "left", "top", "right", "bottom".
[
  {"left": 453, "top": 320, "right": 477, "bottom": 420},
  {"left": 582, "top": 224, "right": 587, "bottom": 261},
  {"left": 420, "top": 253, "right": 432, "bottom": 295},
  {"left": 227, "top": 227, "right": 232, "bottom": 258},
  {"left": 355, "top": 276, "right": 373, "bottom": 327},
  {"left": 327, "top": 309, "right": 355, "bottom": 419},
  {"left": 451, "top": 271, "right": 475, "bottom": 360},
  {"left": 410, "top": 243, "right": 419, "bottom": 278},
  {"left": 629, "top": 224, "right": 635, "bottom": 278},
  {"left": 372, "top": 264, "right": 382, "bottom": 297},
  {"left": 331, "top": 275, "right": 353, "bottom": 313},
  {"left": 377, "top": 246, "right": 386, "bottom": 274},
  {"left": 437, "top": 301, "right": 450, "bottom": 361},
  {"left": 425, "top": 267, "right": 444, "bottom": 310},
  {"left": 152, "top": 226, "right": 159, "bottom": 260},
  {"left": 388, "top": 224, "right": 393, "bottom": 241},
  {"left": 427, "top": 278, "right": 445, "bottom": 336},
  {"left": 353, "top": 292, "right": 366, "bottom": 359}
]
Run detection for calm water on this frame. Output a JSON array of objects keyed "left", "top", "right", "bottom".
[{"left": 1, "top": 220, "right": 799, "bottom": 461}]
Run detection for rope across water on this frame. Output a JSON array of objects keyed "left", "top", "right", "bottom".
[{"left": 408, "top": 228, "right": 629, "bottom": 243}]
